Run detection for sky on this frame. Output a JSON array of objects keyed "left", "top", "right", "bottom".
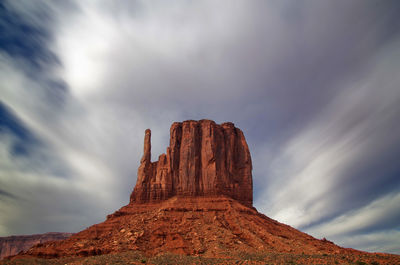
[{"left": 1, "top": 0, "right": 400, "bottom": 254}]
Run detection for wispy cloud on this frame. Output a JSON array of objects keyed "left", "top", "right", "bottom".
[{"left": 307, "top": 192, "right": 400, "bottom": 237}]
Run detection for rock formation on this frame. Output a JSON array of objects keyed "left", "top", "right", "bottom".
[
  {"left": 5, "top": 120, "right": 400, "bottom": 264},
  {"left": 130, "top": 120, "right": 253, "bottom": 207},
  {"left": 0, "top": 232, "right": 72, "bottom": 260},
  {"left": 19, "top": 197, "right": 361, "bottom": 258}
]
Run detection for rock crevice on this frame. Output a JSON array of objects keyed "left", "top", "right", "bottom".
[{"left": 130, "top": 120, "right": 253, "bottom": 207}]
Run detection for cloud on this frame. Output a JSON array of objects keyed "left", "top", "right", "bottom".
[
  {"left": 334, "top": 230, "right": 400, "bottom": 254},
  {"left": 0, "top": 51, "right": 147, "bottom": 234},
  {"left": 305, "top": 192, "right": 400, "bottom": 254},
  {"left": 307, "top": 192, "right": 400, "bottom": 238},
  {"left": 1, "top": 0, "right": 400, "bottom": 254},
  {"left": 256, "top": 43, "right": 400, "bottom": 223},
  {"left": 254, "top": 35, "right": 400, "bottom": 253}
]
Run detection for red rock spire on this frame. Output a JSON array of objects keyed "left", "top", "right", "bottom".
[
  {"left": 130, "top": 119, "right": 253, "bottom": 207},
  {"left": 141, "top": 129, "right": 151, "bottom": 163}
]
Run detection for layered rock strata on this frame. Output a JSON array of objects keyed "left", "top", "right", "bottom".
[{"left": 130, "top": 120, "right": 253, "bottom": 207}]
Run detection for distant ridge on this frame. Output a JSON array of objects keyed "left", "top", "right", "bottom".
[{"left": 0, "top": 232, "right": 72, "bottom": 259}]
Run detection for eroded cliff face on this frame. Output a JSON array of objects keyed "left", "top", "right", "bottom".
[{"left": 130, "top": 120, "right": 253, "bottom": 206}]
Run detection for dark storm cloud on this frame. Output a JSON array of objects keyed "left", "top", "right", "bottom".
[
  {"left": 0, "top": 189, "right": 17, "bottom": 201},
  {"left": 1, "top": 0, "right": 400, "bottom": 253},
  {"left": 0, "top": 102, "right": 37, "bottom": 143},
  {"left": 0, "top": 1, "right": 59, "bottom": 70}
]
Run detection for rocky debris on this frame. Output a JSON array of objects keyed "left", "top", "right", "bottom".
[
  {"left": 130, "top": 120, "right": 253, "bottom": 207},
  {"left": 0, "top": 232, "right": 72, "bottom": 259},
  {"left": 19, "top": 197, "right": 365, "bottom": 258}
]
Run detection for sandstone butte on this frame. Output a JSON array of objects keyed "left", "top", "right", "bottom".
[
  {"left": 131, "top": 120, "right": 253, "bottom": 207},
  {"left": 4, "top": 120, "right": 400, "bottom": 264}
]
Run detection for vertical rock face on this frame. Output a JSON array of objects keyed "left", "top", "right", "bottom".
[{"left": 130, "top": 120, "right": 253, "bottom": 207}]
